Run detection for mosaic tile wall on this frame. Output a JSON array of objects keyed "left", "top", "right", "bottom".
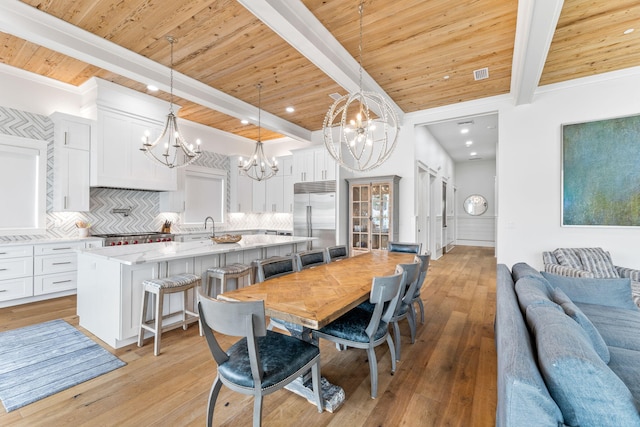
[{"left": 0, "top": 105, "right": 292, "bottom": 242}]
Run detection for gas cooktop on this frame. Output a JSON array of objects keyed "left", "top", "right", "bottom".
[{"left": 93, "top": 231, "right": 174, "bottom": 246}]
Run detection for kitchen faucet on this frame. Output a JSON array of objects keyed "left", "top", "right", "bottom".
[{"left": 204, "top": 216, "right": 215, "bottom": 237}]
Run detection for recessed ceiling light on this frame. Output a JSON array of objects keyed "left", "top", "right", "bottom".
[
  {"left": 240, "top": 119, "right": 249, "bottom": 125},
  {"left": 147, "top": 84, "right": 159, "bottom": 92},
  {"left": 443, "top": 75, "right": 450, "bottom": 80},
  {"left": 624, "top": 28, "right": 634, "bottom": 35},
  {"left": 460, "top": 128, "right": 469, "bottom": 134},
  {"left": 470, "top": 151, "right": 477, "bottom": 156},
  {"left": 286, "top": 106, "right": 295, "bottom": 113},
  {"left": 465, "top": 140, "right": 473, "bottom": 147}
]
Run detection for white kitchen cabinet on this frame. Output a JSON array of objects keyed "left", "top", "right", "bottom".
[
  {"left": 0, "top": 245, "right": 33, "bottom": 302},
  {"left": 92, "top": 109, "right": 177, "bottom": 191},
  {"left": 252, "top": 179, "right": 267, "bottom": 212},
  {"left": 53, "top": 124, "right": 92, "bottom": 212},
  {"left": 266, "top": 175, "right": 284, "bottom": 212},
  {"left": 229, "top": 156, "right": 254, "bottom": 213},
  {"left": 0, "top": 239, "right": 103, "bottom": 306},
  {"left": 159, "top": 168, "right": 186, "bottom": 213},
  {"left": 283, "top": 175, "right": 294, "bottom": 213},
  {"left": 292, "top": 149, "right": 314, "bottom": 182},
  {"left": 314, "top": 149, "right": 336, "bottom": 181},
  {"left": 292, "top": 148, "right": 336, "bottom": 183},
  {"left": 280, "top": 155, "right": 293, "bottom": 176}
]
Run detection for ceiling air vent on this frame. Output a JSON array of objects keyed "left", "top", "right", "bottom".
[
  {"left": 473, "top": 68, "right": 489, "bottom": 81},
  {"left": 469, "top": 157, "right": 483, "bottom": 161}
]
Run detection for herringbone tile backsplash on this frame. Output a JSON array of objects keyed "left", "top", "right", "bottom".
[{"left": 0, "top": 105, "right": 292, "bottom": 243}]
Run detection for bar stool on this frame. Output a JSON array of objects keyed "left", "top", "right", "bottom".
[
  {"left": 138, "top": 273, "right": 201, "bottom": 356},
  {"left": 205, "top": 263, "right": 252, "bottom": 298}
]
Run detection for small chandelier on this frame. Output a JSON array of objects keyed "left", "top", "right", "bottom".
[
  {"left": 323, "top": 0, "right": 399, "bottom": 172},
  {"left": 238, "top": 84, "right": 279, "bottom": 181},
  {"left": 140, "top": 36, "right": 202, "bottom": 168}
]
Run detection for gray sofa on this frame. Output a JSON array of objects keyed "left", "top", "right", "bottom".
[{"left": 496, "top": 262, "right": 640, "bottom": 426}]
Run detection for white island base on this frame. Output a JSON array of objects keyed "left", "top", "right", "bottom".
[{"left": 77, "top": 235, "right": 312, "bottom": 349}]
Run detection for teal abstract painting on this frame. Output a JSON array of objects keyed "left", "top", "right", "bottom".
[{"left": 563, "top": 115, "right": 640, "bottom": 226}]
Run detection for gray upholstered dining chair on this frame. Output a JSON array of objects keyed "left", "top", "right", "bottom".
[
  {"left": 254, "top": 255, "right": 299, "bottom": 332},
  {"left": 197, "top": 288, "right": 323, "bottom": 427},
  {"left": 325, "top": 245, "right": 349, "bottom": 262},
  {"left": 312, "top": 269, "right": 404, "bottom": 399},
  {"left": 254, "top": 255, "right": 298, "bottom": 283},
  {"left": 389, "top": 260, "right": 422, "bottom": 361},
  {"left": 294, "top": 249, "right": 328, "bottom": 270},
  {"left": 412, "top": 252, "right": 431, "bottom": 324},
  {"left": 388, "top": 241, "right": 422, "bottom": 254}
]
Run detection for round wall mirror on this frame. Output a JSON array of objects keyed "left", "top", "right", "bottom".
[{"left": 463, "top": 194, "right": 488, "bottom": 216}]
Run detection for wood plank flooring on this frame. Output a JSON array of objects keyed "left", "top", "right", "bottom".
[{"left": 0, "top": 246, "right": 497, "bottom": 426}]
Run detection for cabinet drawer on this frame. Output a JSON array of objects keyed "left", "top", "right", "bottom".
[
  {"left": 0, "top": 277, "right": 33, "bottom": 301},
  {"left": 0, "top": 245, "right": 33, "bottom": 259},
  {"left": 34, "top": 271, "right": 77, "bottom": 295},
  {"left": 0, "top": 257, "right": 33, "bottom": 280},
  {"left": 34, "top": 253, "right": 77, "bottom": 275},
  {"left": 34, "top": 242, "right": 84, "bottom": 256}
]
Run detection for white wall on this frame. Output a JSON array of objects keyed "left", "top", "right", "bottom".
[
  {"left": 498, "top": 70, "right": 640, "bottom": 270},
  {"left": 456, "top": 159, "right": 496, "bottom": 247}
]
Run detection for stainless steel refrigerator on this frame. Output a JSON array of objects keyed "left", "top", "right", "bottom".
[{"left": 293, "top": 181, "right": 336, "bottom": 250}]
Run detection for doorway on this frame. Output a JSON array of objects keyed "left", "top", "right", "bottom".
[{"left": 417, "top": 162, "right": 437, "bottom": 258}]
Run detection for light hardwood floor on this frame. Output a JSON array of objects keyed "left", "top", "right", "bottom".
[{"left": 0, "top": 245, "right": 497, "bottom": 426}]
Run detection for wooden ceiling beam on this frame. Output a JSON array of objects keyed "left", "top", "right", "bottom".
[
  {"left": 0, "top": 0, "right": 311, "bottom": 142},
  {"left": 237, "top": 0, "right": 404, "bottom": 122}
]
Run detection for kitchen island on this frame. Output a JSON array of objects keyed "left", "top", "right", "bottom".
[{"left": 77, "top": 235, "right": 313, "bottom": 349}]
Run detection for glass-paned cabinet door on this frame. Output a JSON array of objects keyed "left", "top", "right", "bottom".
[
  {"left": 351, "top": 184, "right": 369, "bottom": 251},
  {"left": 370, "top": 183, "right": 390, "bottom": 250}
]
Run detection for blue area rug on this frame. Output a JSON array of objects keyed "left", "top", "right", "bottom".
[{"left": 0, "top": 319, "right": 126, "bottom": 412}]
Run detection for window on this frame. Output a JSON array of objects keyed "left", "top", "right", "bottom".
[
  {"left": 0, "top": 135, "right": 47, "bottom": 235},
  {"left": 182, "top": 166, "right": 225, "bottom": 225}
]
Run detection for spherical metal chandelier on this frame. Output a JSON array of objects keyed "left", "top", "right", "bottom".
[{"left": 323, "top": 0, "right": 399, "bottom": 173}]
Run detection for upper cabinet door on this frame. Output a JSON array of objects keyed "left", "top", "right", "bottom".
[
  {"left": 292, "top": 150, "right": 314, "bottom": 183},
  {"left": 51, "top": 113, "right": 92, "bottom": 212}
]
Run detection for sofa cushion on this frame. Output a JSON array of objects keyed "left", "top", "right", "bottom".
[
  {"left": 577, "top": 302, "right": 640, "bottom": 351},
  {"left": 526, "top": 305, "right": 640, "bottom": 427},
  {"left": 607, "top": 346, "right": 640, "bottom": 405},
  {"left": 576, "top": 247, "right": 620, "bottom": 279},
  {"left": 512, "top": 262, "right": 545, "bottom": 282},
  {"left": 541, "top": 272, "right": 637, "bottom": 310},
  {"left": 495, "top": 264, "right": 564, "bottom": 427},
  {"left": 551, "top": 288, "right": 610, "bottom": 363},
  {"left": 553, "top": 248, "right": 582, "bottom": 269},
  {"left": 514, "top": 277, "right": 557, "bottom": 314}
]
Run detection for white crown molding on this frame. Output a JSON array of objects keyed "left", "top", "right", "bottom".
[
  {"left": 0, "top": 0, "right": 311, "bottom": 142},
  {"left": 0, "top": 62, "right": 80, "bottom": 93},
  {"left": 535, "top": 66, "right": 640, "bottom": 94}
]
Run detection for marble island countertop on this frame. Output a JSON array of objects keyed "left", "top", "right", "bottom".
[{"left": 78, "top": 234, "right": 313, "bottom": 265}]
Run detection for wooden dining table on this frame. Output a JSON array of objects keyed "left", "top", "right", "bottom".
[
  {"left": 217, "top": 250, "right": 417, "bottom": 412},
  {"left": 219, "top": 250, "right": 417, "bottom": 330}
]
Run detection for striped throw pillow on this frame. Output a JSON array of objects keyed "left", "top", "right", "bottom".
[
  {"left": 553, "top": 248, "right": 582, "bottom": 269},
  {"left": 576, "top": 248, "right": 619, "bottom": 278}
]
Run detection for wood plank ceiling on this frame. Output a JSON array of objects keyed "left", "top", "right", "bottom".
[{"left": 1, "top": 0, "right": 639, "bottom": 144}]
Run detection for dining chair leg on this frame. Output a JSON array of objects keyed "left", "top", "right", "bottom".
[
  {"left": 392, "top": 321, "right": 402, "bottom": 361},
  {"left": 312, "top": 361, "right": 323, "bottom": 412},
  {"left": 207, "top": 376, "right": 223, "bottom": 427},
  {"left": 367, "top": 347, "right": 378, "bottom": 399},
  {"left": 416, "top": 300, "right": 425, "bottom": 324},
  {"left": 386, "top": 334, "right": 397, "bottom": 374},
  {"left": 253, "top": 394, "right": 264, "bottom": 427},
  {"left": 408, "top": 309, "right": 417, "bottom": 344}
]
